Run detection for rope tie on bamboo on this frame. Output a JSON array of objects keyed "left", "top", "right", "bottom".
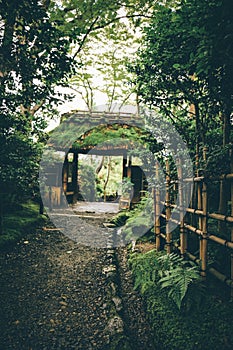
[{"left": 224, "top": 239, "right": 228, "bottom": 247}]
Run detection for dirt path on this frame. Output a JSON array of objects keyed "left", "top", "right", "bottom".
[{"left": 0, "top": 216, "right": 155, "bottom": 350}]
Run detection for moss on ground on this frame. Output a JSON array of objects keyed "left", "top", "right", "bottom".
[{"left": 0, "top": 201, "right": 47, "bottom": 249}]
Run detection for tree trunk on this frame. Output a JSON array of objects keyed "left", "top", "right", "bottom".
[{"left": 96, "top": 156, "right": 105, "bottom": 174}]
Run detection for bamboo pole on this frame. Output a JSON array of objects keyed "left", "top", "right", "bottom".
[
  {"left": 154, "top": 162, "right": 161, "bottom": 251},
  {"left": 209, "top": 267, "right": 233, "bottom": 288},
  {"left": 160, "top": 213, "right": 233, "bottom": 247},
  {"left": 178, "top": 158, "right": 186, "bottom": 255},
  {"left": 197, "top": 180, "right": 203, "bottom": 271},
  {"left": 218, "top": 145, "right": 228, "bottom": 235},
  {"left": 0, "top": 194, "right": 3, "bottom": 235},
  {"left": 208, "top": 212, "right": 233, "bottom": 223},
  {"left": 165, "top": 159, "right": 172, "bottom": 254},
  {"left": 200, "top": 181, "right": 208, "bottom": 278},
  {"left": 160, "top": 201, "right": 204, "bottom": 216},
  {"left": 208, "top": 235, "right": 233, "bottom": 250},
  {"left": 165, "top": 203, "right": 233, "bottom": 224},
  {"left": 186, "top": 255, "right": 233, "bottom": 289},
  {"left": 197, "top": 182, "right": 202, "bottom": 229},
  {"left": 231, "top": 148, "right": 233, "bottom": 298},
  {"left": 214, "top": 173, "right": 233, "bottom": 181},
  {"left": 183, "top": 176, "right": 205, "bottom": 182}
]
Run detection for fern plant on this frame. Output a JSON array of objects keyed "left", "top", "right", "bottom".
[
  {"left": 158, "top": 257, "right": 201, "bottom": 309},
  {"left": 129, "top": 250, "right": 202, "bottom": 310},
  {"left": 129, "top": 249, "right": 164, "bottom": 293}
]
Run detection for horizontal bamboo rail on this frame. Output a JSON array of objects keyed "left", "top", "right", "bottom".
[
  {"left": 210, "top": 173, "right": 233, "bottom": 181},
  {"left": 208, "top": 235, "right": 233, "bottom": 249},
  {"left": 160, "top": 214, "right": 233, "bottom": 250},
  {"left": 186, "top": 252, "right": 233, "bottom": 287},
  {"left": 161, "top": 201, "right": 233, "bottom": 222},
  {"left": 208, "top": 212, "right": 233, "bottom": 223},
  {"left": 183, "top": 176, "right": 204, "bottom": 182},
  {"left": 209, "top": 268, "right": 233, "bottom": 288},
  {"left": 177, "top": 173, "right": 233, "bottom": 183},
  {"left": 160, "top": 201, "right": 205, "bottom": 216}
]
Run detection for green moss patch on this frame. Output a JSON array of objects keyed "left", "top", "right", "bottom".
[{"left": 0, "top": 201, "right": 46, "bottom": 250}]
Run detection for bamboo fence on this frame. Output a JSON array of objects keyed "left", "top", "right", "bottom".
[{"left": 154, "top": 157, "right": 233, "bottom": 297}]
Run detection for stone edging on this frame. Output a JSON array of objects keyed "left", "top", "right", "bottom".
[{"left": 102, "top": 234, "right": 132, "bottom": 350}]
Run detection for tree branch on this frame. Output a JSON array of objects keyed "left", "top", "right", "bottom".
[
  {"left": 73, "top": 16, "right": 100, "bottom": 59},
  {"left": 92, "top": 13, "right": 152, "bottom": 31},
  {"left": 72, "top": 13, "right": 151, "bottom": 58}
]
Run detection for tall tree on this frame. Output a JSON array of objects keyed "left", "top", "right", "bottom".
[
  {"left": 130, "top": 0, "right": 233, "bottom": 151},
  {"left": 0, "top": 0, "right": 73, "bottom": 229},
  {"left": 0, "top": 0, "right": 159, "bottom": 206}
]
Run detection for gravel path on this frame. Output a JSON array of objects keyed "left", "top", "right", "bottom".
[{"left": 0, "top": 217, "right": 155, "bottom": 350}]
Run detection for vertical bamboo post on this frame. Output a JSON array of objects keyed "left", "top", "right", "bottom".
[
  {"left": 218, "top": 142, "right": 227, "bottom": 234},
  {"left": 197, "top": 179, "right": 203, "bottom": 266},
  {"left": 0, "top": 194, "right": 3, "bottom": 235},
  {"left": 165, "top": 159, "right": 172, "bottom": 254},
  {"left": 203, "top": 146, "right": 208, "bottom": 164},
  {"left": 154, "top": 162, "right": 161, "bottom": 251},
  {"left": 178, "top": 158, "right": 186, "bottom": 256},
  {"left": 201, "top": 181, "right": 208, "bottom": 278},
  {"left": 195, "top": 145, "right": 199, "bottom": 176},
  {"left": 230, "top": 148, "right": 233, "bottom": 298},
  {"left": 197, "top": 182, "right": 202, "bottom": 229}
]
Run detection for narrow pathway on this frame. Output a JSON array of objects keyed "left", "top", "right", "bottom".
[{"left": 0, "top": 213, "right": 155, "bottom": 350}]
